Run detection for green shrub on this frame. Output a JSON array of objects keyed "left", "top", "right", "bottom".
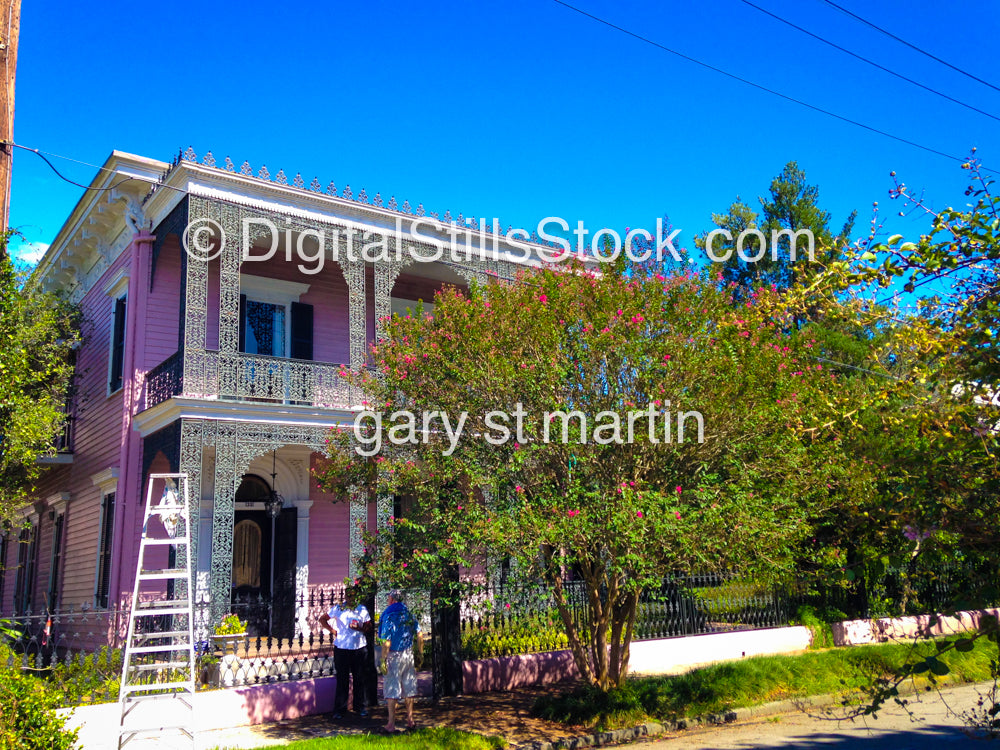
[
  {"left": 0, "top": 644, "right": 79, "bottom": 750},
  {"left": 461, "top": 613, "right": 568, "bottom": 659},
  {"left": 48, "top": 646, "right": 123, "bottom": 706},
  {"left": 795, "top": 605, "right": 842, "bottom": 649}
]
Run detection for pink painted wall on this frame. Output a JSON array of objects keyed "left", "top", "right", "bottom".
[
  {"left": 306, "top": 453, "right": 352, "bottom": 591},
  {"left": 143, "top": 235, "right": 183, "bottom": 369}
]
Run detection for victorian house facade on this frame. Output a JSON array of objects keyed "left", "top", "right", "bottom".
[{"left": 0, "top": 149, "right": 541, "bottom": 641}]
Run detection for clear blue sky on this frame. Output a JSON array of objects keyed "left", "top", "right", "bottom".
[{"left": 9, "top": 0, "right": 998, "bottom": 264}]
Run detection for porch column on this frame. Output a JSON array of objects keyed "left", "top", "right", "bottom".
[
  {"left": 340, "top": 258, "right": 367, "bottom": 373},
  {"left": 294, "top": 499, "right": 312, "bottom": 637},
  {"left": 209, "top": 426, "right": 238, "bottom": 625},
  {"left": 217, "top": 202, "right": 244, "bottom": 398}
]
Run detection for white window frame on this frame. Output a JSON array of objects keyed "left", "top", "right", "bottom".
[
  {"left": 105, "top": 271, "right": 130, "bottom": 397},
  {"left": 46, "top": 492, "right": 70, "bottom": 613},
  {"left": 239, "top": 274, "right": 310, "bottom": 359},
  {"left": 91, "top": 469, "right": 119, "bottom": 610}
]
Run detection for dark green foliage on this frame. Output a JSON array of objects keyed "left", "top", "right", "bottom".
[{"left": 0, "top": 644, "right": 79, "bottom": 750}]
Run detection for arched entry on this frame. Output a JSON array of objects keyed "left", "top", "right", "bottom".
[{"left": 232, "top": 474, "right": 297, "bottom": 638}]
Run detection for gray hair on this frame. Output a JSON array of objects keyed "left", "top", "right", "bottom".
[{"left": 388, "top": 589, "right": 405, "bottom": 603}]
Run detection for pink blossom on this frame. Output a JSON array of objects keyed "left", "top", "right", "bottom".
[
  {"left": 567, "top": 509, "right": 580, "bottom": 517},
  {"left": 675, "top": 511, "right": 682, "bottom": 520},
  {"left": 539, "top": 294, "right": 548, "bottom": 304},
  {"left": 676, "top": 486, "right": 682, "bottom": 494},
  {"left": 636, "top": 511, "right": 643, "bottom": 518}
]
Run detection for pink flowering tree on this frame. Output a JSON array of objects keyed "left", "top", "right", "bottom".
[{"left": 317, "top": 255, "right": 850, "bottom": 689}]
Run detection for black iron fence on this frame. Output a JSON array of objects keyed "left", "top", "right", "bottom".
[{"left": 4, "top": 566, "right": 996, "bottom": 705}]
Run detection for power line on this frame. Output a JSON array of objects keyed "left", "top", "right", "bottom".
[
  {"left": 549, "top": 0, "right": 979, "bottom": 167},
  {"left": 5, "top": 141, "right": 156, "bottom": 192},
  {"left": 817, "top": 0, "right": 1000, "bottom": 95},
  {"left": 740, "top": 0, "right": 1000, "bottom": 123}
]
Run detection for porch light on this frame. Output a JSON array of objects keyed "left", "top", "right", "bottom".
[{"left": 266, "top": 450, "right": 284, "bottom": 519}]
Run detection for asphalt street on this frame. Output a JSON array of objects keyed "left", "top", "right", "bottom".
[{"left": 633, "top": 682, "right": 996, "bottom": 749}]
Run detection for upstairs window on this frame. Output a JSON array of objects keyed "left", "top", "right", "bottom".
[
  {"left": 237, "top": 275, "right": 313, "bottom": 361},
  {"left": 108, "top": 295, "right": 127, "bottom": 393},
  {"left": 13, "top": 521, "right": 39, "bottom": 616},
  {"left": 241, "top": 298, "right": 286, "bottom": 357}
]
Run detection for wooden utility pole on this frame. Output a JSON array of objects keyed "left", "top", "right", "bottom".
[{"left": 0, "top": 0, "right": 21, "bottom": 234}]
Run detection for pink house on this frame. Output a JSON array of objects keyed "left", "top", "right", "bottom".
[{"left": 0, "top": 149, "right": 545, "bottom": 642}]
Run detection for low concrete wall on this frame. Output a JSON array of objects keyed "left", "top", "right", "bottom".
[
  {"left": 61, "top": 676, "right": 340, "bottom": 750},
  {"left": 63, "top": 625, "right": 814, "bottom": 747},
  {"left": 832, "top": 607, "right": 1000, "bottom": 647},
  {"left": 462, "top": 625, "right": 813, "bottom": 692}
]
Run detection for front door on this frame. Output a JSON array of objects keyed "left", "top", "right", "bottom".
[{"left": 232, "top": 510, "right": 272, "bottom": 637}]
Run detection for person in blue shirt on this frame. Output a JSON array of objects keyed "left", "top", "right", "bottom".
[{"left": 378, "top": 589, "right": 422, "bottom": 731}]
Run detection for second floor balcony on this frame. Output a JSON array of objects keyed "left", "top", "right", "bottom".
[{"left": 142, "top": 349, "right": 363, "bottom": 413}]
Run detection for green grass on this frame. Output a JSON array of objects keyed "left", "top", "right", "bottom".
[
  {"left": 210, "top": 727, "right": 504, "bottom": 750},
  {"left": 532, "top": 634, "right": 1000, "bottom": 731}
]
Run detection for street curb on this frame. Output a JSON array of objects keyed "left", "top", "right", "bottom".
[{"left": 513, "top": 692, "right": 844, "bottom": 750}]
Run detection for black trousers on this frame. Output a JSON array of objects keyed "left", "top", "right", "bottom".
[{"left": 333, "top": 646, "right": 368, "bottom": 712}]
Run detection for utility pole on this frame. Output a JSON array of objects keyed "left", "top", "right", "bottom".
[{"left": 0, "top": 0, "right": 21, "bottom": 234}]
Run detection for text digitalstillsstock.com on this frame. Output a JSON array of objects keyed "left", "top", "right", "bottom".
[
  {"left": 182, "top": 215, "right": 815, "bottom": 274},
  {"left": 351, "top": 403, "right": 705, "bottom": 456}
]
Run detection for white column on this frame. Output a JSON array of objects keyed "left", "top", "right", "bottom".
[{"left": 294, "top": 499, "right": 313, "bottom": 637}]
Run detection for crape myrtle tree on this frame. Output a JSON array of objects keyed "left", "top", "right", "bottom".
[
  {"left": 316, "top": 255, "right": 858, "bottom": 690},
  {"left": 0, "top": 238, "right": 81, "bottom": 524}
]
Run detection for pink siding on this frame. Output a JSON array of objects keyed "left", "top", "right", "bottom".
[
  {"left": 54, "top": 248, "right": 135, "bottom": 612},
  {"left": 307, "top": 453, "right": 352, "bottom": 589},
  {"left": 206, "top": 257, "right": 220, "bottom": 350},
  {"left": 392, "top": 272, "right": 457, "bottom": 305},
  {"left": 143, "top": 236, "right": 182, "bottom": 369}
]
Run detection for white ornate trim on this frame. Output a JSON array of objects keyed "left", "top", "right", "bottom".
[
  {"left": 90, "top": 467, "right": 120, "bottom": 495},
  {"left": 46, "top": 492, "right": 71, "bottom": 515}
]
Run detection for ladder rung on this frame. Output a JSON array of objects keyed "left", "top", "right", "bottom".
[
  {"left": 120, "top": 726, "right": 194, "bottom": 742},
  {"left": 138, "top": 568, "right": 189, "bottom": 580},
  {"left": 136, "top": 599, "right": 189, "bottom": 610},
  {"left": 128, "top": 661, "right": 190, "bottom": 672},
  {"left": 135, "top": 630, "right": 190, "bottom": 641},
  {"left": 122, "top": 693, "right": 193, "bottom": 709},
  {"left": 140, "top": 537, "right": 189, "bottom": 546},
  {"left": 122, "top": 682, "right": 195, "bottom": 694},
  {"left": 129, "top": 644, "right": 192, "bottom": 655}
]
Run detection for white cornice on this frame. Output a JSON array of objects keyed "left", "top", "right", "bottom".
[
  {"left": 145, "top": 161, "right": 599, "bottom": 270},
  {"left": 34, "top": 152, "right": 167, "bottom": 298},
  {"left": 90, "top": 467, "right": 121, "bottom": 495},
  {"left": 46, "top": 492, "right": 71, "bottom": 515},
  {"left": 132, "top": 397, "right": 360, "bottom": 437}
]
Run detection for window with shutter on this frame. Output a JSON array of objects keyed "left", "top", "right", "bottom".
[
  {"left": 47, "top": 514, "right": 65, "bottom": 613},
  {"left": 13, "top": 523, "right": 39, "bottom": 615},
  {"left": 95, "top": 493, "right": 116, "bottom": 609},
  {"left": 109, "top": 295, "right": 127, "bottom": 393}
]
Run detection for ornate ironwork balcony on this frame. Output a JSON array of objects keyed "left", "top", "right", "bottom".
[
  {"left": 144, "top": 350, "right": 184, "bottom": 411},
  {"left": 227, "top": 353, "right": 353, "bottom": 408},
  {"left": 142, "top": 350, "right": 358, "bottom": 411}
]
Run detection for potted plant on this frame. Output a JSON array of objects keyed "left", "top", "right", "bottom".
[{"left": 210, "top": 614, "right": 247, "bottom": 654}]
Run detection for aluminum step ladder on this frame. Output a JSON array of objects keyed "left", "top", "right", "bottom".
[{"left": 118, "top": 473, "right": 196, "bottom": 749}]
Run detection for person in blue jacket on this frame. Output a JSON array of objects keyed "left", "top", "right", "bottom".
[{"left": 378, "top": 589, "right": 423, "bottom": 731}]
